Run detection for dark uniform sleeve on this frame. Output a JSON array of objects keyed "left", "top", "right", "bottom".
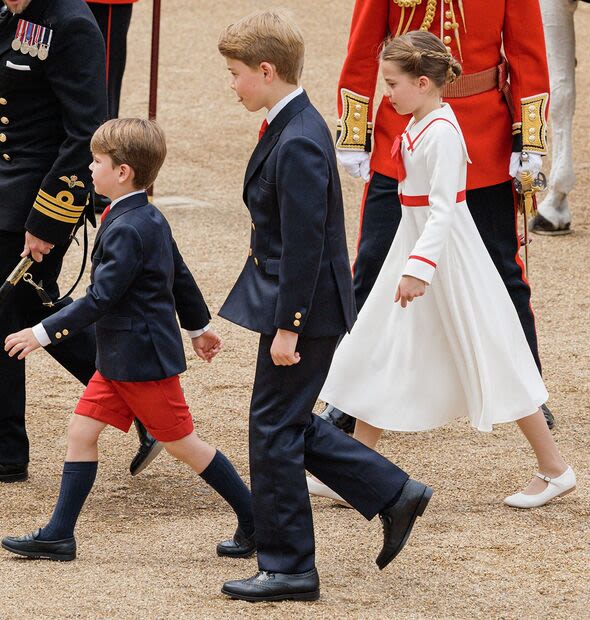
[{"left": 25, "top": 15, "right": 107, "bottom": 245}]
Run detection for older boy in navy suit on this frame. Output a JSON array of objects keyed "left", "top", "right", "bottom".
[
  {"left": 2, "top": 118, "right": 254, "bottom": 562},
  {"left": 217, "top": 11, "right": 432, "bottom": 602}
]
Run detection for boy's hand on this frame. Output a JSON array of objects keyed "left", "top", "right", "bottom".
[
  {"left": 270, "top": 328, "right": 300, "bottom": 366},
  {"left": 395, "top": 275, "right": 427, "bottom": 308},
  {"left": 192, "top": 329, "right": 223, "bottom": 363},
  {"left": 4, "top": 328, "right": 41, "bottom": 360}
]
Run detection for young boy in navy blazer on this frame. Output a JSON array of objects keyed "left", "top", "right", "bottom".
[
  {"left": 2, "top": 118, "right": 254, "bottom": 562},
  {"left": 217, "top": 11, "right": 432, "bottom": 602}
]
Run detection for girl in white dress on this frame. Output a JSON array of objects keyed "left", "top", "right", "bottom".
[{"left": 312, "top": 32, "right": 575, "bottom": 509}]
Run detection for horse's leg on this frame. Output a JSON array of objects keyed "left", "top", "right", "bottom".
[{"left": 534, "top": 0, "right": 577, "bottom": 233}]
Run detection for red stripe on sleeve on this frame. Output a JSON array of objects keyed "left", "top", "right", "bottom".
[{"left": 408, "top": 255, "right": 437, "bottom": 268}]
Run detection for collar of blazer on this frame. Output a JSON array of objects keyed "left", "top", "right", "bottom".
[
  {"left": 243, "top": 90, "right": 310, "bottom": 193},
  {"left": 94, "top": 191, "right": 148, "bottom": 247}
]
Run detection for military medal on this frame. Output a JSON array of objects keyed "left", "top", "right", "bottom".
[
  {"left": 11, "top": 19, "right": 25, "bottom": 51},
  {"left": 20, "top": 22, "right": 33, "bottom": 54},
  {"left": 28, "top": 24, "right": 41, "bottom": 58},
  {"left": 37, "top": 28, "right": 53, "bottom": 62}
]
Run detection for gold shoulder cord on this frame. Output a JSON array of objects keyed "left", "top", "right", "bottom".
[{"left": 393, "top": 0, "right": 466, "bottom": 60}]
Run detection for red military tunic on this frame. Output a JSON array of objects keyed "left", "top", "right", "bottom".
[{"left": 337, "top": 0, "right": 549, "bottom": 190}]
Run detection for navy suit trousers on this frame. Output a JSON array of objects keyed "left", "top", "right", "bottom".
[{"left": 249, "top": 334, "right": 408, "bottom": 574}]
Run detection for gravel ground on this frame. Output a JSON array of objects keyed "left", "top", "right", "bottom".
[{"left": 0, "top": 1, "right": 588, "bottom": 618}]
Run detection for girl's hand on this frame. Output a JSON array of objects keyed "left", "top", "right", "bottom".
[
  {"left": 395, "top": 275, "right": 427, "bottom": 308},
  {"left": 270, "top": 329, "right": 300, "bottom": 366}
]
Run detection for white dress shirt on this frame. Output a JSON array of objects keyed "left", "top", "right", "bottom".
[
  {"left": 266, "top": 86, "right": 304, "bottom": 124},
  {"left": 32, "top": 189, "right": 209, "bottom": 347}
]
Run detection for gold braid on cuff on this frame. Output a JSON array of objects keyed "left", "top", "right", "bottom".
[
  {"left": 520, "top": 93, "right": 548, "bottom": 154},
  {"left": 336, "top": 88, "right": 372, "bottom": 152}
]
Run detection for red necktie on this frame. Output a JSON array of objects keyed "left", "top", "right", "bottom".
[
  {"left": 390, "top": 134, "right": 407, "bottom": 182},
  {"left": 258, "top": 119, "right": 268, "bottom": 141},
  {"left": 100, "top": 204, "right": 111, "bottom": 223}
]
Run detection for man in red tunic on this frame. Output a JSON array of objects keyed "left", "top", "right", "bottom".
[{"left": 321, "top": 0, "right": 555, "bottom": 430}]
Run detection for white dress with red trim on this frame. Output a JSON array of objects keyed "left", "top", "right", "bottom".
[{"left": 320, "top": 103, "right": 547, "bottom": 432}]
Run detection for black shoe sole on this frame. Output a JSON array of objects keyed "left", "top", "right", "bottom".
[
  {"left": 216, "top": 547, "right": 256, "bottom": 559},
  {"left": 220, "top": 587, "right": 320, "bottom": 602},
  {"left": 129, "top": 441, "right": 164, "bottom": 476},
  {"left": 0, "top": 472, "right": 28, "bottom": 483},
  {"left": 1, "top": 541, "right": 75, "bottom": 562},
  {"left": 377, "top": 486, "right": 433, "bottom": 571}
]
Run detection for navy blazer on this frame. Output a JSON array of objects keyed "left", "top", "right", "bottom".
[
  {"left": 219, "top": 92, "right": 356, "bottom": 338},
  {"left": 42, "top": 192, "right": 211, "bottom": 381}
]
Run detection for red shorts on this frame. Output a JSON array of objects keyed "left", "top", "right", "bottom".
[{"left": 75, "top": 371, "right": 194, "bottom": 442}]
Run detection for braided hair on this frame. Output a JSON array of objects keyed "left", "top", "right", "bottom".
[{"left": 381, "top": 31, "right": 462, "bottom": 87}]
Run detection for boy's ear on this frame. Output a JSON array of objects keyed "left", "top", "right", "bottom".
[
  {"left": 118, "top": 163, "right": 135, "bottom": 184},
  {"left": 259, "top": 61, "right": 275, "bottom": 82}
]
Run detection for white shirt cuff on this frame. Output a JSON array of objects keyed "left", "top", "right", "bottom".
[
  {"left": 32, "top": 323, "right": 51, "bottom": 347},
  {"left": 186, "top": 324, "right": 210, "bottom": 339}
]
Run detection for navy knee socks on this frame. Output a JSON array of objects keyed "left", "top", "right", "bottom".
[
  {"left": 38, "top": 461, "right": 98, "bottom": 541},
  {"left": 199, "top": 450, "right": 253, "bottom": 535}
]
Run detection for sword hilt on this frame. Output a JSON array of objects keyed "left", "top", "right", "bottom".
[{"left": 0, "top": 257, "right": 34, "bottom": 306}]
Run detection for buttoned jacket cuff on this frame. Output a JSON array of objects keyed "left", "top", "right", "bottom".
[
  {"left": 275, "top": 308, "right": 307, "bottom": 334},
  {"left": 32, "top": 323, "right": 51, "bottom": 347}
]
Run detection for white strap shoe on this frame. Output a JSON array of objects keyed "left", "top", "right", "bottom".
[
  {"left": 504, "top": 466, "right": 576, "bottom": 508},
  {"left": 306, "top": 476, "right": 352, "bottom": 508}
]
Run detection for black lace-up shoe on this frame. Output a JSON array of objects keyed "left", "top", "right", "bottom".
[
  {"left": 222, "top": 568, "right": 320, "bottom": 602},
  {"left": 376, "top": 479, "right": 432, "bottom": 570}
]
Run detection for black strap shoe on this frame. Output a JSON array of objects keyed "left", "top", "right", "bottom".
[
  {"left": 376, "top": 479, "right": 432, "bottom": 570},
  {"left": 129, "top": 418, "right": 164, "bottom": 476},
  {"left": 318, "top": 404, "right": 356, "bottom": 434},
  {"left": 541, "top": 403, "right": 555, "bottom": 430},
  {"left": 1, "top": 529, "right": 76, "bottom": 561},
  {"left": 217, "top": 525, "right": 256, "bottom": 558},
  {"left": 0, "top": 463, "right": 28, "bottom": 483},
  {"left": 222, "top": 568, "right": 320, "bottom": 602}
]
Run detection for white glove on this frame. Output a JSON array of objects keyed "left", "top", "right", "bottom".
[
  {"left": 509, "top": 152, "right": 543, "bottom": 180},
  {"left": 336, "top": 150, "right": 371, "bottom": 182}
]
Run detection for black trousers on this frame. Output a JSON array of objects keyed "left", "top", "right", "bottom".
[
  {"left": 353, "top": 173, "right": 541, "bottom": 372},
  {"left": 0, "top": 231, "right": 96, "bottom": 465},
  {"left": 249, "top": 334, "right": 409, "bottom": 574},
  {"left": 88, "top": 2, "right": 133, "bottom": 119}
]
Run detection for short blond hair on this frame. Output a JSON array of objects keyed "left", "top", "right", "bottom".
[
  {"left": 218, "top": 10, "right": 304, "bottom": 85},
  {"left": 91, "top": 118, "right": 167, "bottom": 189}
]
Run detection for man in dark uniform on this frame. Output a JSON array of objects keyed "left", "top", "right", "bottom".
[{"left": 0, "top": 0, "right": 158, "bottom": 482}]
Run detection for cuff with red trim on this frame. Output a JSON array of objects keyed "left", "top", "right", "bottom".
[{"left": 403, "top": 255, "right": 436, "bottom": 284}]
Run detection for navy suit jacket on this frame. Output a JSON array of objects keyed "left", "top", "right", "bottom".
[
  {"left": 219, "top": 92, "right": 357, "bottom": 338},
  {"left": 42, "top": 192, "right": 211, "bottom": 381}
]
